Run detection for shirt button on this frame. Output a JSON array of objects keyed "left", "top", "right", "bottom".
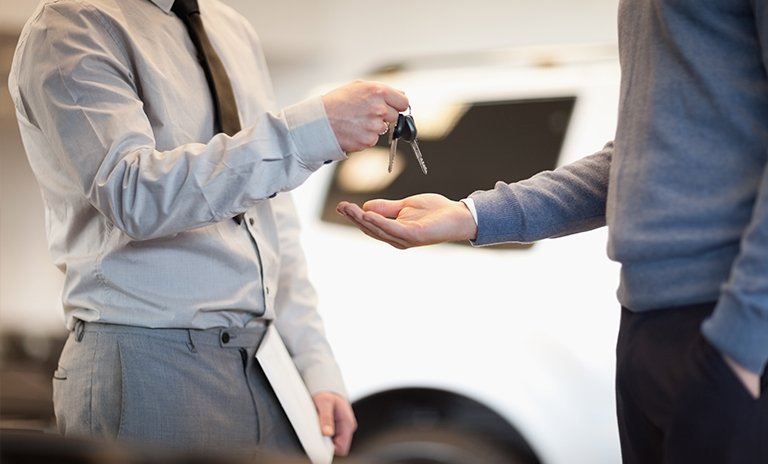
[
  {"left": 249, "top": 218, "right": 255, "bottom": 226},
  {"left": 221, "top": 332, "right": 230, "bottom": 344},
  {"left": 265, "top": 286, "right": 270, "bottom": 295}
]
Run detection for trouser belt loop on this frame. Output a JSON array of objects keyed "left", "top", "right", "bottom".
[
  {"left": 74, "top": 319, "right": 85, "bottom": 342},
  {"left": 186, "top": 329, "right": 198, "bottom": 353}
]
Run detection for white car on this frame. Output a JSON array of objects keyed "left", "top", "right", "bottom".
[{"left": 293, "top": 43, "right": 623, "bottom": 464}]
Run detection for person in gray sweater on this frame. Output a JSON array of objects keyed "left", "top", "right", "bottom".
[{"left": 337, "top": 1, "right": 768, "bottom": 463}]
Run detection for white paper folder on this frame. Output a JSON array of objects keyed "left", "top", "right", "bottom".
[{"left": 256, "top": 324, "right": 335, "bottom": 464}]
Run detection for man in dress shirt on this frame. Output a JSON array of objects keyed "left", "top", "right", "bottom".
[{"left": 8, "top": 0, "right": 408, "bottom": 459}]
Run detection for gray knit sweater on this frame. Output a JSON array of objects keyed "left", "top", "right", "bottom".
[{"left": 470, "top": 0, "right": 768, "bottom": 374}]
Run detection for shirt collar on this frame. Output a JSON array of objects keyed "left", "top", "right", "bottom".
[{"left": 148, "top": 0, "right": 175, "bottom": 14}]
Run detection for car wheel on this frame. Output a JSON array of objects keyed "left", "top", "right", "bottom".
[{"left": 350, "top": 427, "right": 535, "bottom": 464}]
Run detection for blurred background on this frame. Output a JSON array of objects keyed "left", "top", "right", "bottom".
[{"left": 0, "top": 1, "right": 620, "bottom": 462}]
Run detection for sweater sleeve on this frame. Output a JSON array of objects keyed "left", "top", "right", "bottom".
[
  {"left": 700, "top": 0, "right": 768, "bottom": 376},
  {"left": 469, "top": 142, "right": 612, "bottom": 246}
]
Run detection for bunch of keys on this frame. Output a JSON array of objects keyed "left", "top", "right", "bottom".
[{"left": 388, "top": 106, "right": 428, "bottom": 175}]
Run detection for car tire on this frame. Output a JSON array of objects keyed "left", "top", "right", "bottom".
[{"left": 350, "top": 427, "right": 535, "bottom": 464}]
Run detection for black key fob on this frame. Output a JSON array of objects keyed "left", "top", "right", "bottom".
[{"left": 393, "top": 113, "right": 417, "bottom": 142}]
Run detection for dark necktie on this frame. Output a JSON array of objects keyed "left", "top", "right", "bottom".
[
  {"left": 172, "top": 0, "right": 242, "bottom": 137},
  {"left": 172, "top": 0, "right": 245, "bottom": 223}
]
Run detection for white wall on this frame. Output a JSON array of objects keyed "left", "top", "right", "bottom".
[
  {"left": 234, "top": 0, "right": 620, "bottom": 106},
  {"left": 0, "top": 0, "right": 619, "bottom": 335}
]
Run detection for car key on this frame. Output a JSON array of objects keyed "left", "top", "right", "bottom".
[
  {"left": 388, "top": 107, "right": 428, "bottom": 175},
  {"left": 388, "top": 119, "right": 398, "bottom": 173}
]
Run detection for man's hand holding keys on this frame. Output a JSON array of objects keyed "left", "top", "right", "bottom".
[{"left": 322, "top": 80, "right": 409, "bottom": 153}]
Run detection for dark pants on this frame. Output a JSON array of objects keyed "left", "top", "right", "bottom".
[{"left": 616, "top": 302, "right": 768, "bottom": 464}]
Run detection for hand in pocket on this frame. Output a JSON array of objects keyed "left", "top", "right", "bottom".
[{"left": 722, "top": 353, "right": 760, "bottom": 399}]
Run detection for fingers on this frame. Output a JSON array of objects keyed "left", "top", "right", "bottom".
[
  {"left": 335, "top": 201, "right": 363, "bottom": 219},
  {"left": 354, "top": 216, "right": 411, "bottom": 249},
  {"left": 723, "top": 353, "right": 761, "bottom": 399},
  {"left": 362, "top": 79, "right": 408, "bottom": 116},
  {"left": 336, "top": 201, "right": 407, "bottom": 248},
  {"left": 380, "top": 84, "right": 409, "bottom": 114},
  {"left": 336, "top": 202, "right": 412, "bottom": 249},
  {"left": 313, "top": 392, "right": 336, "bottom": 438},
  {"left": 312, "top": 392, "right": 358, "bottom": 456},
  {"left": 332, "top": 403, "right": 357, "bottom": 456},
  {"left": 322, "top": 80, "right": 409, "bottom": 153},
  {"left": 329, "top": 396, "right": 357, "bottom": 456}
]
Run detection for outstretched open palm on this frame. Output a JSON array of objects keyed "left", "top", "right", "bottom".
[{"left": 336, "top": 193, "right": 477, "bottom": 249}]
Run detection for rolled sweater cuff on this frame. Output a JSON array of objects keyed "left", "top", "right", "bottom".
[{"left": 702, "top": 293, "right": 768, "bottom": 375}]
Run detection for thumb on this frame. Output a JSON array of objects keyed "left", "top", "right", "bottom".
[
  {"left": 362, "top": 199, "right": 404, "bottom": 218},
  {"left": 314, "top": 394, "right": 335, "bottom": 437}
]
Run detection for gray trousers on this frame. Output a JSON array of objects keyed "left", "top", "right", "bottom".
[{"left": 53, "top": 321, "right": 305, "bottom": 459}]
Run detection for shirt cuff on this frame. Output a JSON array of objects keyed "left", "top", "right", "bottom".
[
  {"left": 283, "top": 96, "right": 347, "bottom": 170},
  {"left": 301, "top": 362, "right": 349, "bottom": 399},
  {"left": 460, "top": 198, "right": 479, "bottom": 225}
]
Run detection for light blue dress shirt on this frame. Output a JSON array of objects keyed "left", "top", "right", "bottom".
[{"left": 9, "top": 0, "right": 348, "bottom": 395}]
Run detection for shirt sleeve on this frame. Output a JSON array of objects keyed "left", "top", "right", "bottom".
[
  {"left": 468, "top": 142, "right": 613, "bottom": 246},
  {"left": 270, "top": 193, "right": 348, "bottom": 397},
  {"left": 11, "top": 2, "right": 345, "bottom": 242}
]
